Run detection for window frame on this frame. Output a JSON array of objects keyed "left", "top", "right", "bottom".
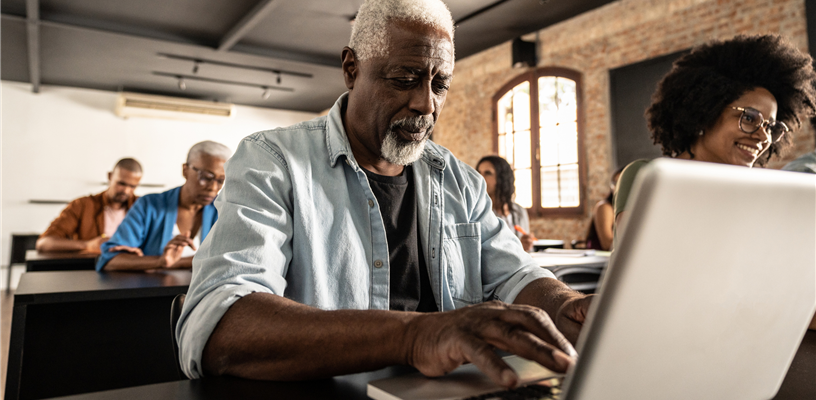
[{"left": 491, "top": 67, "right": 586, "bottom": 217}]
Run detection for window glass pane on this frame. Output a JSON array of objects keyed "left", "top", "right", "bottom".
[
  {"left": 497, "top": 92, "right": 512, "bottom": 134},
  {"left": 559, "top": 163, "right": 580, "bottom": 207},
  {"left": 513, "top": 130, "right": 531, "bottom": 170},
  {"left": 554, "top": 78, "right": 577, "bottom": 123},
  {"left": 539, "top": 128, "right": 558, "bottom": 167},
  {"left": 512, "top": 82, "right": 531, "bottom": 132},
  {"left": 538, "top": 77, "right": 558, "bottom": 129},
  {"left": 504, "top": 133, "right": 515, "bottom": 165},
  {"left": 540, "top": 166, "right": 560, "bottom": 208},
  {"left": 514, "top": 168, "right": 532, "bottom": 209},
  {"left": 497, "top": 133, "right": 506, "bottom": 158},
  {"left": 556, "top": 122, "right": 578, "bottom": 165}
]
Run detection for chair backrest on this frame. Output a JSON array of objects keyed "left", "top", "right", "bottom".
[
  {"left": 9, "top": 234, "right": 40, "bottom": 266},
  {"left": 170, "top": 293, "right": 187, "bottom": 380}
]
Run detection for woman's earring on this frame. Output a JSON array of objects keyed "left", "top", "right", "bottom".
[{"left": 698, "top": 130, "right": 704, "bottom": 136}]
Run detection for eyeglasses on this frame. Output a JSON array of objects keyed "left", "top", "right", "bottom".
[
  {"left": 732, "top": 107, "right": 788, "bottom": 144},
  {"left": 190, "top": 166, "right": 225, "bottom": 187}
]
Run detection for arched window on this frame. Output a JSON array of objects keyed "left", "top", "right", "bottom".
[{"left": 493, "top": 68, "right": 584, "bottom": 216}]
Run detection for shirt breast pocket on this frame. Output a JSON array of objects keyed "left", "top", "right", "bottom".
[{"left": 442, "top": 222, "right": 482, "bottom": 306}]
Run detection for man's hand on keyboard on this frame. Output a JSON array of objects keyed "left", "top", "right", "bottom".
[{"left": 405, "top": 301, "right": 576, "bottom": 389}]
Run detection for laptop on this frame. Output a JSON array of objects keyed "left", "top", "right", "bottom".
[{"left": 369, "top": 158, "right": 816, "bottom": 400}]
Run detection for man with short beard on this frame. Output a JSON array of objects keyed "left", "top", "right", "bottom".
[
  {"left": 37, "top": 158, "right": 142, "bottom": 254},
  {"left": 178, "top": 0, "right": 592, "bottom": 389}
]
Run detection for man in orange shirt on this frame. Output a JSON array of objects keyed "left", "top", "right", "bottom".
[{"left": 37, "top": 158, "right": 142, "bottom": 254}]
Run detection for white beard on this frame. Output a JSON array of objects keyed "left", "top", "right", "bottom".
[{"left": 380, "top": 131, "right": 427, "bottom": 166}]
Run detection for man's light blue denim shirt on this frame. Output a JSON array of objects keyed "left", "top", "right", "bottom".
[{"left": 177, "top": 94, "right": 554, "bottom": 378}]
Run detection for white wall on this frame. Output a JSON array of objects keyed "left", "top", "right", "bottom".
[{"left": 0, "top": 81, "right": 318, "bottom": 270}]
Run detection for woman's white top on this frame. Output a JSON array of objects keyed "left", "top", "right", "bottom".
[{"left": 172, "top": 223, "right": 202, "bottom": 258}]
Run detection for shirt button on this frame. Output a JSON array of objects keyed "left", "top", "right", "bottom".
[
  {"left": 368, "top": 199, "right": 375, "bottom": 208},
  {"left": 374, "top": 260, "right": 383, "bottom": 268}
]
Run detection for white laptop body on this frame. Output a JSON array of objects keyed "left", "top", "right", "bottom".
[
  {"left": 369, "top": 159, "right": 816, "bottom": 400},
  {"left": 562, "top": 158, "right": 816, "bottom": 400}
]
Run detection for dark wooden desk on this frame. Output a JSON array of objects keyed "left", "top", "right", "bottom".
[
  {"left": 46, "top": 330, "right": 816, "bottom": 400},
  {"left": 25, "top": 250, "right": 98, "bottom": 272},
  {"left": 5, "top": 270, "right": 192, "bottom": 400}
]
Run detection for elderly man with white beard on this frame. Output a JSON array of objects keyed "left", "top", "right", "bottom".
[{"left": 177, "top": 0, "right": 592, "bottom": 389}]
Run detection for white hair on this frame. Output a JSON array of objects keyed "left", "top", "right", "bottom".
[
  {"left": 349, "top": 0, "right": 455, "bottom": 61},
  {"left": 186, "top": 140, "right": 231, "bottom": 164}
]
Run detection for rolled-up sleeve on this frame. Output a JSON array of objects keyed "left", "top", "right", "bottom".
[{"left": 177, "top": 134, "right": 295, "bottom": 379}]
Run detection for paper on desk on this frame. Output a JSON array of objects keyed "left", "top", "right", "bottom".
[{"left": 541, "top": 248, "right": 596, "bottom": 257}]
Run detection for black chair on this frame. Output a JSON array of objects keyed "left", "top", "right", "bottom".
[
  {"left": 170, "top": 293, "right": 187, "bottom": 380},
  {"left": 6, "top": 233, "right": 39, "bottom": 294}
]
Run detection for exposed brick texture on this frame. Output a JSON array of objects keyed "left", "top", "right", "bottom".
[{"left": 433, "top": 0, "right": 812, "bottom": 244}]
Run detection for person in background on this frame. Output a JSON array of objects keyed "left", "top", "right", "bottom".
[
  {"left": 96, "top": 141, "right": 231, "bottom": 271},
  {"left": 37, "top": 158, "right": 142, "bottom": 254},
  {"left": 782, "top": 133, "right": 816, "bottom": 173},
  {"left": 613, "top": 34, "right": 816, "bottom": 330},
  {"left": 781, "top": 132, "right": 816, "bottom": 330},
  {"left": 583, "top": 167, "right": 623, "bottom": 251},
  {"left": 476, "top": 155, "right": 534, "bottom": 251},
  {"left": 178, "top": 0, "right": 591, "bottom": 389}
]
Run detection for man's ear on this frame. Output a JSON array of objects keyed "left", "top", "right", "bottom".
[
  {"left": 107, "top": 171, "right": 112, "bottom": 182},
  {"left": 341, "top": 47, "right": 358, "bottom": 90},
  {"left": 182, "top": 163, "right": 188, "bottom": 178}
]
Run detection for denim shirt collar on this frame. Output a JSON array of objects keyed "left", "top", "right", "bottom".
[{"left": 325, "top": 92, "right": 447, "bottom": 171}]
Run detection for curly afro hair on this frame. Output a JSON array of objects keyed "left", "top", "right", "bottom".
[
  {"left": 646, "top": 34, "right": 816, "bottom": 166},
  {"left": 477, "top": 155, "right": 515, "bottom": 210}
]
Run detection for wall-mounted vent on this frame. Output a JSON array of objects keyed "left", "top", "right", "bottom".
[{"left": 115, "top": 92, "right": 235, "bottom": 123}]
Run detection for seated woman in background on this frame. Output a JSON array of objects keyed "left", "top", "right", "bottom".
[
  {"left": 584, "top": 167, "right": 623, "bottom": 251},
  {"left": 476, "top": 155, "right": 534, "bottom": 251},
  {"left": 614, "top": 34, "right": 816, "bottom": 330}
]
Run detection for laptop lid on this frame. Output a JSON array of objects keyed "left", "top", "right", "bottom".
[{"left": 563, "top": 158, "right": 816, "bottom": 400}]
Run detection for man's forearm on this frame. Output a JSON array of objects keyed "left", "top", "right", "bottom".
[
  {"left": 36, "top": 236, "right": 88, "bottom": 252},
  {"left": 513, "top": 277, "right": 581, "bottom": 318},
  {"left": 202, "top": 292, "right": 413, "bottom": 380},
  {"left": 103, "top": 253, "right": 160, "bottom": 271}
]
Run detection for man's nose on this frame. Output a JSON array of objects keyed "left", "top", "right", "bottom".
[{"left": 409, "top": 82, "right": 435, "bottom": 116}]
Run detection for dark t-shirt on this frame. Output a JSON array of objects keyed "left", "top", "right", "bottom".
[{"left": 364, "top": 166, "right": 438, "bottom": 312}]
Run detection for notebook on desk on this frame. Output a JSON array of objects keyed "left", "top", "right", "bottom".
[{"left": 369, "top": 159, "right": 816, "bottom": 400}]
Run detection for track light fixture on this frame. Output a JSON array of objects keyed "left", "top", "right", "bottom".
[
  {"left": 192, "top": 60, "right": 200, "bottom": 74},
  {"left": 276, "top": 73, "right": 281, "bottom": 85},
  {"left": 157, "top": 53, "right": 313, "bottom": 79},
  {"left": 154, "top": 71, "right": 295, "bottom": 95}
]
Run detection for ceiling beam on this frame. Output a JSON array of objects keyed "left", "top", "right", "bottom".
[
  {"left": 218, "top": 0, "right": 283, "bottom": 52},
  {"left": 1, "top": 13, "right": 340, "bottom": 68},
  {"left": 454, "top": 0, "right": 512, "bottom": 26},
  {"left": 26, "top": 0, "right": 40, "bottom": 93}
]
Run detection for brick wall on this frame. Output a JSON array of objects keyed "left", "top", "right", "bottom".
[{"left": 433, "top": 0, "right": 811, "bottom": 244}]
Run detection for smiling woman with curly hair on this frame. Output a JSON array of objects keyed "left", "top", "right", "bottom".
[
  {"left": 647, "top": 34, "right": 816, "bottom": 167},
  {"left": 614, "top": 34, "right": 816, "bottom": 238},
  {"left": 614, "top": 34, "right": 816, "bottom": 331}
]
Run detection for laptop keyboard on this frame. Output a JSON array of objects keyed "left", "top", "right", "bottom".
[{"left": 463, "top": 378, "right": 562, "bottom": 400}]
